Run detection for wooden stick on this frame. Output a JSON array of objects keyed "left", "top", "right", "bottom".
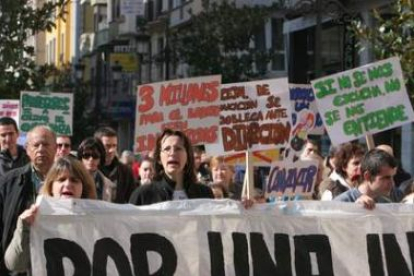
[
  {"left": 241, "top": 150, "right": 254, "bottom": 200},
  {"left": 365, "top": 134, "right": 375, "bottom": 150}
]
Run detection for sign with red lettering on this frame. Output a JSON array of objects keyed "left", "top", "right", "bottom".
[
  {"left": 265, "top": 160, "right": 318, "bottom": 198},
  {"left": 134, "top": 75, "right": 221, "bottom": 153},
  {"left": 0, "top": 100, "right": 20, "bottom": 124},
  {"left": 206, "top": 78, "right": 292, "bottom": 155}
]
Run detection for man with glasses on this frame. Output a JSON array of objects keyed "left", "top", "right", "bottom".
[
  {"left": 94, "top": 127, "right": 136, "bottom": 203},
  {"left": 0, "top": 125, "right": 57, "bottom": 275},
  {"left": 55, "top": 135, "right": 72, "bottom": 160},
  {"left": 0, "top": 117, "right": 29, "bottom": 177}
]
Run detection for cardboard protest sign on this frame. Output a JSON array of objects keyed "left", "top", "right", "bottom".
[
  {"left": 0, "top": 100, "right": 19, "bottom": 123},
  {"left": 134, "top": 75, "right": 221, "bottom": 153},
  {"left": 19, "top": 91, "right": 73, "bottom": 135},
  {"left": 311, "top": 57, "right": 414, "bottom": 145},
  {"left": 265, "top": 160, "right": 318, "bottom": 198},
  {"left": 224, "top": 149, "right": 282, "bottom": 166},
  {"left": 206, "top": 78, "right": 291, "bottom": 156},
  {"left": 289, "top": 84, "right": 324, "bottom": 154},
  {"left": 32, "top": 197, "right": 414, "bottom": 276}
]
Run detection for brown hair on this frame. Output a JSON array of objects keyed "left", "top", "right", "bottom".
[
  {"left": 153, "top": 129, "right": 197, "bottom": 186},
  {"left": 334, "top": 142, "right": 366, "bottom": 178},
  {"left": 41, "top": 156, "right": 97, "bottom": 199}
]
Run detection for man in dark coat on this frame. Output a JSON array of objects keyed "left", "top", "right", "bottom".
[
  {"left": 94, "top": 127, "right": 136, "bottom": 203},
  {"left": 0, "top": 126, "right": 57, "bottom": 276},
  {"left": 0, "top": 117, "right": 29, "bottom": 177}
]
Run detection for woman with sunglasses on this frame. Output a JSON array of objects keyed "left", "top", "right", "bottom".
[
  {"left": 77, "top": 137, "right": 116, "bottom": 202},
  {"left": 4, "top": 156, "right": 97, "bottom": 274},
  {"left": 129, "top": 129, "right": 214, "bottom": 205}
]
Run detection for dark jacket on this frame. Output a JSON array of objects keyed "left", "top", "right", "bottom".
[
  {"left": 129, "top": 174, "right": 214, "bottom": 205},
  {"left": 394, "top": 166, "right": 412, "bottom": 188},
  {"left": 0, "top": 146, "right": 29, "bottom": 178},
  {"left": 326, "top": 179, "right": 349, "bottom": 199},
  {"left": 101, "top": 157, "right": 136, "bottom": 203},
  {"left": 0, "top": 164, "right": 36, "bottom": 276}
]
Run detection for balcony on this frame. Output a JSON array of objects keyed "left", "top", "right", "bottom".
[
  {"left": 109, "top": 21, "right": 119, "bottom": 41},
  {"left": 79, "top": 33, "right": 95, "bottom": 57},
  {"left": 94, "top": 28, "right": 109, "bottom": 48},
  {"left": 90, "top": 0, "right": 106, "bottom": 6}
]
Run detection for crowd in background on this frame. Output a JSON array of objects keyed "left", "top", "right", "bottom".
[{"left": 1, "top": 116, "right": 414, "bottom": 275}]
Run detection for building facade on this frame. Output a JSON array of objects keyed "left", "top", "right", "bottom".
[{"left": 76, "top": 0, "right": 414, "bottom": 174}]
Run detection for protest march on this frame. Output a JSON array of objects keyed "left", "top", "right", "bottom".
[{"left": 1, "top": 57, "right": 414, "bottom": 275}]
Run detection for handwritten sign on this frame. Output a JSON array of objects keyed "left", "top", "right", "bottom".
[
  {"left": 0, "top": 100, "right": 20, "bottom": 124},
  {"left": 134, "top": 75, "right": 221, "bottom": 153},
  {"left": 206, "top": 78, "right": 292, "bottom": 155},
  {"left": 311, "top": 57, "right": 414, "bottom": 145},
  {"left": 265, "top": 160, "right": 318, "bottom": 197},
  {"left": 19, "top": 91, "right": 73, "bottom": 135}
]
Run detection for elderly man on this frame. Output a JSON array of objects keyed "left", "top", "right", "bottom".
[
  {"left": 0, "top": 117, "right": 29, "bottom": 177},
  {"left": 376, "top": 144, "right": 411, "bottom": 188},
  {"left": 0, "top": 125, "right": 57, "bottom": 276}
]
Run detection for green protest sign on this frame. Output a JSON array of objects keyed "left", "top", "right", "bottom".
[
  {"left": 311, "top": 57, "right": 414, "bottom": 145},
  {"left": 19, "top": 91, "right": 73, "bottom": 135}
]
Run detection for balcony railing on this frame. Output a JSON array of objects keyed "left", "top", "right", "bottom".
[
  {"left": 94, "top": 28, "right": 109, "bottom": 49},
  {"left": 90, "top": 0, "right": 106, "bottom": 6},
  {"left": 80, "top": 33, "right": 95, "bottom": 56}
]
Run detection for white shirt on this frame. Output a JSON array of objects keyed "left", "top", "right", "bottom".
[{"left": 172, "top": 190, "right": 188, "bottom": 201}]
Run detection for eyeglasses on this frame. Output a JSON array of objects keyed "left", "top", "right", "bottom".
[
  {"left": 57, "top": 143, "right": 71, "bottom": 149},
  {"left": 82, "top": 153, "right": 100, "bottom": 160}
]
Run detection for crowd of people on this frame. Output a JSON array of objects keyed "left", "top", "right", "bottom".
[{"left": 0, "top": 116, "right": 414, "bottom": 275}]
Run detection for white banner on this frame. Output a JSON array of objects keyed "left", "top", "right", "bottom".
[{"left": 31, "top": 198, "right": 414, "bottom": 276}]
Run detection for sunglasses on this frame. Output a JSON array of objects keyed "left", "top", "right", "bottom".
[
  {"left": 57, "top": 143, "right": 71, "bottom": 149},
  {"left": 82, "top": 153, "right": 100, "bottom": 160}
]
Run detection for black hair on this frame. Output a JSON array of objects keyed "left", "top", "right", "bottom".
[
  {"left": 361, "top": 149, "right": 397, "bottom": 180},
  {"left": 77, "top": 137, "right": 106, "bottom": 168},
  {"left": 94, "top": 126, "right": 117, "bottom": 139},
  {"left": 0, "top": 117, "right": 18, "bottom": 132}
]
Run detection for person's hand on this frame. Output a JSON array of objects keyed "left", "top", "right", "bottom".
[
  {"left": 356, "top": 195, "right": 375, "bottom": 210},
  {"left": 241, "top": 197, "right": 254, "bottom": 209},
  {"left": 19, "top": 204, "right": 38, "bottom": 226}
]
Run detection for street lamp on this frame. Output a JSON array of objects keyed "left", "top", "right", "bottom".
[
  {"left": 112, "top": 61, "right": 123, "bottom": 82},
  {"left": 74, "top": 61, "right": 85, "bottom": 81},
  {"left": 111, "top": 61, "right": 123, "bottom": 95},
  {"left": 137, "top": 38, "right": 149, "bottom": 84}
]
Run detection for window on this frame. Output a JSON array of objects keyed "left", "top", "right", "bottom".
[
  {"left": 254, "top": 24, "right": 267, "bottom": 74},
  {"left": 271, "top": 18, "right": 285, "bottom": 71}
]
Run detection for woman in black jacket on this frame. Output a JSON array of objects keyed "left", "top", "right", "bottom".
[{"left": 129, "top": 129, "right": 214, "bottom": 205}]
